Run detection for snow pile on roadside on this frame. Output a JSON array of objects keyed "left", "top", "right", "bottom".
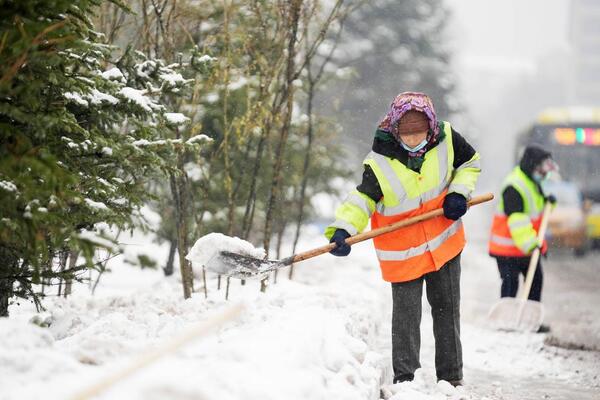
[
  {"left": 1, "top": 238, "right": 389, "bottom": 400},
  {"left": 4, "top": 223, "right": 600, "bottom": 400},
  {"left": 167, "top": 280, "right": 386, "bottom": 400},
  {"left": 0, "top": 320, "right": 81, "bottom": 384}
]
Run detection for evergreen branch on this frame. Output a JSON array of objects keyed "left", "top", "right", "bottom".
[{"left": 1, "top": 18, "right": 69, "bottom": 85}]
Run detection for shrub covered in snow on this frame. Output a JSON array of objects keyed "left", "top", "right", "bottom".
[{"left": 0, "top": 0, "right": 212, "bottom": 314}]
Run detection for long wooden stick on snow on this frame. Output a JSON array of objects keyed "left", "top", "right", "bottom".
[
  {"left": 69, "top": 303, "right": 244, "bottom": 400},
  {"left": 515, "top": 202, "right": 552, "bottom": 324}
]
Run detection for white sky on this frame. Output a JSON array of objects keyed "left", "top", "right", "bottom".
[
  {"left": 444, "top": 0, "right": 573, "bottom": 185},
  {"left": 446, "top": 0, "right": 570, "bottom": 64}
]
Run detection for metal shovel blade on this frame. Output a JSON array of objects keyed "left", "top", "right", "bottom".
[
  {"left": 205, "top": 251, "right": 288, "bottom": 279},
  {"left": 488, "top": 298, "right": 544, "bottom": 333}
]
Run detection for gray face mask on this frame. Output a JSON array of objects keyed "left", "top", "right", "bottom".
[{"left": 400, "top": 138, "right": 428, "bottom": 152}]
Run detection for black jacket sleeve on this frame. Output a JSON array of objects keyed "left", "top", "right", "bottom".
[
  {"left": 356, "top": 165, "right": 383, "bottom": 203},
  {"left": 502, "top": 186, "right": 524, "bottom": 215},
  {"left": 451, "top": 128, "right": 477, "bottom": 169}
]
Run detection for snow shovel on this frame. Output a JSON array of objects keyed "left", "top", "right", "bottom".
[
  {"left": 487, "top": 202, "right": 552, "bottom": 333},
  {"left": 206, "top": 193, "right": 494, "bottom": 279}
]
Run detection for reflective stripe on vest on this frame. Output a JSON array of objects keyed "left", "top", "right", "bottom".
[
  {"left": 364, "top": 121, "right": 466, "bottom": 282},
  {"left": 489, "top": 214, "right": 545, "bottom": 255},
  {"left": 376, "top": 220, "right": 463, "bottom": 261}
]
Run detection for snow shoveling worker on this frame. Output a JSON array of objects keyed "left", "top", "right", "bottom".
[
  {"left": 324, "top": 92, "right": 481, "bottom": 386},
  {"left": 488, "top": 145, "right": 558, "bottom": 333}
]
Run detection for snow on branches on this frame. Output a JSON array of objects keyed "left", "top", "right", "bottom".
[{"left": 0, "top": 0, "right": 216, "bottom": 312}]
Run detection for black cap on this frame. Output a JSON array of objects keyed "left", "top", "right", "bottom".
[{"left": 520, "top": 145, "right": 552, "bottom": 176}]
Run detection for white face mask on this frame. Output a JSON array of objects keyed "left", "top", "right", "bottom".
[{"left": 400, "top": 138, "right": 428, "bottom": 152}]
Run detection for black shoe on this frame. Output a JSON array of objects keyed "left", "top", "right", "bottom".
[
  {"left": 393, "top": 373, "right": 414, "bottom": 383},
  {"left": 537, "top": 324, "right": 551, "bottom": 333}
]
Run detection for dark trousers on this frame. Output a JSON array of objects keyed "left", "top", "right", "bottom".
[
  {"left": 495, "top": 256, "right": 543, "bottom": 302},
  {"left": 391, "top": 254, "right": 462, "bottom": 383}
]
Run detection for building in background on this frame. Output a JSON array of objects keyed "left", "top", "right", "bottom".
[{"left": 569, "top": 0, "right": 600, "bottom": 103}]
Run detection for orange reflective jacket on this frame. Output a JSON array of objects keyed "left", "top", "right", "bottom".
[
  {"left": 326, "top": 122, "right": 480, "bottom": 283},
  {"left": 363, "top": 125, "right": 477, "bottom": 282},
  {"left": 371, "top": 190, "right": 465, "bottom": 282}
]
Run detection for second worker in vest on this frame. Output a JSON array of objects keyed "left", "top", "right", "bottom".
[
  {"left": 325, "top": 92, "right": 481, "bottom": 386},
  {"left": 488, "top": 145, "right": 558, "bottom": 333}
]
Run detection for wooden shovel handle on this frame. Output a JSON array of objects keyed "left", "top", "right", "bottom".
[
  {"left": 519, "top": 201, "right": 553, "bottom": 301},
  {"left": 289, "top": 192, "right": 494, "bottom": 264}
]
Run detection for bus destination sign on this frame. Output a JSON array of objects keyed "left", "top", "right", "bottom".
[{"left": 554, "top": 127, "right": 600, "bottom": 146}]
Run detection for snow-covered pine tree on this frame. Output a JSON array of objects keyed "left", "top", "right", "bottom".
[{"left": 0, "top": 0, "right": 210, "bottom": 315}]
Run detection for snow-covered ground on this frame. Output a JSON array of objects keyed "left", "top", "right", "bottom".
[{"left": 2, "top": 206, "right": 600, "bottom": 400}]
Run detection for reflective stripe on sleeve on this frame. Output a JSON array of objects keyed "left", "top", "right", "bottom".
[
  {"left": 519, "top": 237, "right": 537, "bottom": 253},
  {"left": 329, "top": 219, "right": 359, "bottom": 236},
  {"left": 449, "top": 153, "right": 481, "bottom": 197},
  {"left": 346, "top": 191, "right": 375, "bottom": 216},
  {"left": 508, "top": 217, "right": 532, "bottom": 230},
  {"left": 447, "top": 183, "right": 472, "bottom": 198}
]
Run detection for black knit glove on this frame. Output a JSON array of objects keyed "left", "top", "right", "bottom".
[
  {"left": 443, "top": 193, "right": 468, "bottom": 220},
  {"left": 545, "top": 194, "right": 557, "bottom": 205},
  {"left": 329, "top": 229, "right": 351, "bottom": 257}
]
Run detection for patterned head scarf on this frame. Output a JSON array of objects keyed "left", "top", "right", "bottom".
[{"left": 378, "top": 91, "right": 439, "bottom": 144}]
